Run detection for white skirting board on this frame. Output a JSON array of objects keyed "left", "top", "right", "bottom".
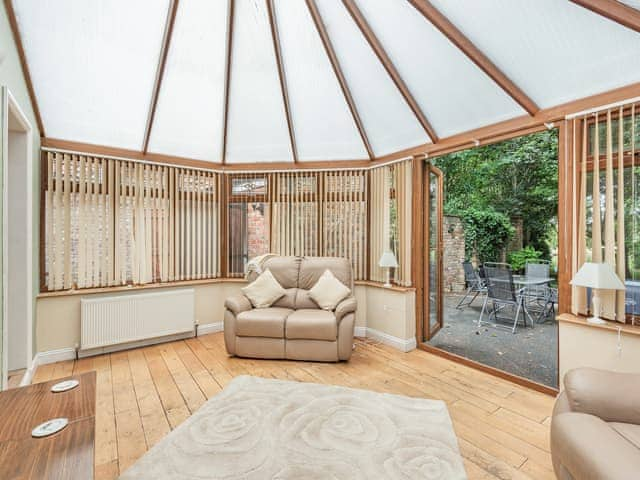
[
  {"left": 30, "top": 323, "right": 224, "bottom": 370},
  {"left": 354, "top": 326, "right": 416, "bottom": 352},
  {"left": 29, "top": 322, "right": 411, "bottom": 378},
  {"left": 25, "top": 347, "right": 77, "bottom": 385},
  {"left": 197, "top": 322, "right": 223, "bottom": 335}
]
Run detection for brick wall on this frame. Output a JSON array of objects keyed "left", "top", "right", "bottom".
[
  {"left": 443, "top": 215, "right": 466, "bottom": 292},
  {"left": 247, "top": 203, "right": 269, "bottom": 259}
]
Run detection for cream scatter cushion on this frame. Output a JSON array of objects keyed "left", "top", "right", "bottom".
[
  {"left": 309, "top": 269, "right": 351, "bottom": 310},
  {"left": 242, "top": 269, "right": 286, "bottom": 308}
]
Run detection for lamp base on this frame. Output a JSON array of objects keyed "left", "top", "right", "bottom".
[{"left": 587, "top": 316, "right": 608, "bottom": 325}]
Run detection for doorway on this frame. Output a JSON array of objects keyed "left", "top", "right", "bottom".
[
  {"left": 1, "top": 88, "right": 33, "bottom": 389},
  {"left": 418, "top": 129, "right": 560, "bottom": 390}
]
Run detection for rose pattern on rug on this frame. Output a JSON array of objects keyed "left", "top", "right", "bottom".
[{"left": 119, "top": 375, "right": 467, "bottom": 480}]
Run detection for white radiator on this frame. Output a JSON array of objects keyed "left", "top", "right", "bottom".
[{"left": 80, "top": 289, "right": 195, "bottom": 350}]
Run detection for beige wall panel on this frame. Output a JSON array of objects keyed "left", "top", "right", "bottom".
[
  {"left": 36, "top": 283, "right": 246, "bottom": 353},
  {"left": 36, "top": 283, "right": 415, "bottom": 352},
  {"left": 365, "top": 287, "right": 415, "bottom": 340},
  {"left": 559, "top": 322, "right": 640, "bottom": 387}
]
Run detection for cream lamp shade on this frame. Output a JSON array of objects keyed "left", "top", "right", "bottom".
[
  {"left": 570, "top": 262, "right": 625, "bottom": 324},
  {"left": 379, "top": 251, "right": 399, "bottom": 268},
  {"left": 379, "top": 251, "right": 398, "bottom": 288}
]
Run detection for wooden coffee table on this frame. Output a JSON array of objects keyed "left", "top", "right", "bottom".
[{"left": 0, "top": 371, "right": 96, "bottom": 479}]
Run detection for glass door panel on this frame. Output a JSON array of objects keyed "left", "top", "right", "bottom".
[{"left": 424, "top": 164, "right": 443, "bottom": 341}]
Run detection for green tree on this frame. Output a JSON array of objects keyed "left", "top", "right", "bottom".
[
  {"left": 460, "top": 206, "right": 514, "bottom": 263},
  {"left": 434, "top": 130, "right": 558, "bottom": 260}
]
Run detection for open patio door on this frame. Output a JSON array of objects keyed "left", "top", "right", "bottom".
[{"left": 423, "top": 164, "right": 443, "bottom": 341}]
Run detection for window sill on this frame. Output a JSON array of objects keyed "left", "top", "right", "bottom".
[
  {"left": 557, "top": 313, "right": 640, "bottom": 337},
  {"left": 37, "top": 277, "right": 248, "bottom": 298},
  {"left": 37, "top": 278, "right": 415, "bottom": 299}
]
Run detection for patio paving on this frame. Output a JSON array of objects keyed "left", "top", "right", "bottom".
[{"left": 427, "top": 293, "right": 558, "bottom": 389}]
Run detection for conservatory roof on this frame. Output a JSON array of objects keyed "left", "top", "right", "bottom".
[{"left": 9, "top": 0, "right": 640, "bottom": 165}]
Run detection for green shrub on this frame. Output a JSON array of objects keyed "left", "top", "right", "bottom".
[
  {"left": 508, "top": 246, "right": 543, "bottom": 272},
  {"left": 460, "top": 207, "right": 514, "bottom": 263}
]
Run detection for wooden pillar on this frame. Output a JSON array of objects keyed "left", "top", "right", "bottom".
[
  {"left": 412, "top": 155, "right": 425, "bottom": 346},
  {"left": 557, "top": 121, "right": 574, "bottom": 314}
]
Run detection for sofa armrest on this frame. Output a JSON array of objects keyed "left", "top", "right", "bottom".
[
  {"left": 564, "top": 368, "right": 640, "bottom": 424},
  {"left": 550, "top": 412, "right": 640, "bottom": 480},
  {"left": 552, "top": 391, "right": 571, "bottom": 419},
  {"left": 225, "top": 294, "right": 252, "bottom": 316},
  {"left": 335, "top": 296, "right": 357, "bottom": 323}
]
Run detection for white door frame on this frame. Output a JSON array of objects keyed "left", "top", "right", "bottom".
[{"left": 1, "top": 87, "right": 33, "bottom": 389}]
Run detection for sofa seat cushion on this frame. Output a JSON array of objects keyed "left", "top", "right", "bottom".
[
  {"left": 610, "top": 422, "right": 640, "bottom": 449},
  {"left": 236, "top": 308, "right": 293, "bottom": 338},
  {"left": 286, "top": 309, "right": 337, "bottom": 341}
]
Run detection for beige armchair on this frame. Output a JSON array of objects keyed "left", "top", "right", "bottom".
[
  {"left": 551, "top": 368, "right": 640, "bottom": 479},
  {"left": 224, "top": 256, "right": 356, "bottom": 362}
]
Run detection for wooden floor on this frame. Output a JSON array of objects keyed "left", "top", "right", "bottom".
[{"left": 32, "top": 333, "right": 556, "bottom": 480}]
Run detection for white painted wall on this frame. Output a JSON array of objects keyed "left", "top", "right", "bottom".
[
  {"left": 0, "top": 1, "right": 42, "bottom": 386},
  {"left": 7, "top": 125, "right": 29, "bottom": 371}
]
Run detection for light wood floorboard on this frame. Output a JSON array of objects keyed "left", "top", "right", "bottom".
[{"left": 32, "top": 333, "right": 555, "bottom": 479}]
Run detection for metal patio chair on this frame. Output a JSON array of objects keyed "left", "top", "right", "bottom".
[
  {"left": 541, "top": 287, "right": 558, "bottom": 320},
  {"left": 479, "top": 262, "right": 530, "bottom": 333},
  {"left": 456, "top": 261, "right": 486, "bottom": 309},
  {"left": 524, "top": 260, "right": 551, "bottom": 320}
]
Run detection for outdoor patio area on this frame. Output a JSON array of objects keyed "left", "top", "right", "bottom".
[{"left": 428, "top": 293, "right": 558, "bottom": 389}]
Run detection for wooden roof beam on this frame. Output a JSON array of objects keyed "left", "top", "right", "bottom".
[
  {"left": 570, "top": 0, "right": 640, "bottom": 34},
  {"left": 341, "top": 0, "right": 439, "bottom": 143},
  {"left": 221, "top": 0, "right": 235, "bottom": 165},
  {"left": 306, "top": 0, "right": 375, "bottom": 160},
  {"left": 142, "top": 0, "right": 180, "bottom": 154},
  {"left": 3, "top": 0, "right": 45, "bottom": 136},
  {"left": 407, "top": 0, "right": 539, "bottom": 116},
  {"left": 266, "top": 0, "right": 298, "bottom": 163}
]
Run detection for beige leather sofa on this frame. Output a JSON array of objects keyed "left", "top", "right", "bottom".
[
  {"left": 551, "top": 368, "right": 640, "bottom": 479},
  {"left": 223, "top": 256, "right": 356, "bottom": 361}
]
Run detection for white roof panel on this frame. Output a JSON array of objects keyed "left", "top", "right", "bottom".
[
  {"left": 355, "top": 0, "right": 525, "bottom": 138},
  {"left": 11, "top": 0, "right": 640, "bottom": 163},
  {"left": 274, "top": 0, "right": 368, "bottom": 161},
  {"left": 428, "top": 0, "right": 640, "bottom": 109},
  {"left": 225, "top": 0, "right": 293, "bottom": 164},
  {"left": 13, "top": 0, "right": 169, "bottom": 150},
  {"left": 314, "top": 0, "right": 430, "bottom": 157},
  {"left": 147, "top": 0, "right": 229, "bottom": 162}
]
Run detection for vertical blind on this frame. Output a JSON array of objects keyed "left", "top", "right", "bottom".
[
  {"left": 44, "top": 151, "right": 414, "bottom": 290},
  {"left": 573, "top": 102, "right": 640, "bottom": 321},
  {"left": 227, "top": 170, "right": 368, "bottom": 280},
  {"left": 369, "top": 160, "right": 413, "bottom": 286},
  {"left": 44, "top": 151, "right": 220, "bottom": 290},
  {"left": 369, "top": 166, "right": 391, "bottom": 283}
]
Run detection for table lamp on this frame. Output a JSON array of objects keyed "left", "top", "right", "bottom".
[
  {"left": 379, "top": 251, "right": 398, "bottom": 288},
  {"left": 570, "top": 262, "right": 626, "bottom": 324}
]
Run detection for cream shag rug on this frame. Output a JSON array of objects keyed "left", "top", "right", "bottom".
[{"left": 120, "top": 375, "right": 466, "bottom": 480}]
